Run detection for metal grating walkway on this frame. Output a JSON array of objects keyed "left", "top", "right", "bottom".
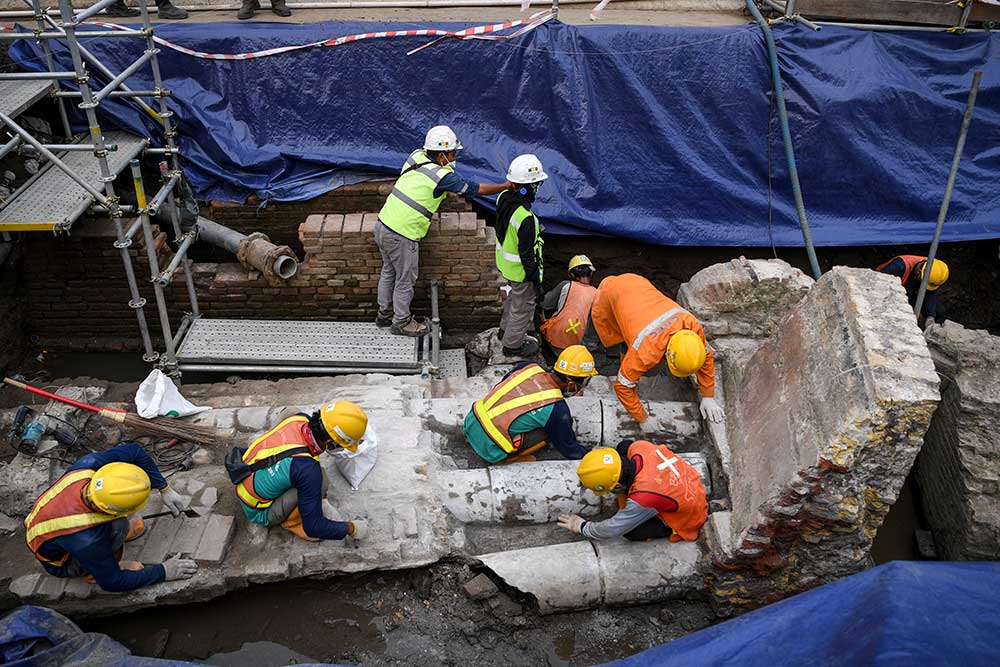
[
  {"left": 0, "top": 131, "right": 147, "bottom": 232},
  {"left": 177, "top": 319, "right": 423, "bottom": 374},
  {"left": 0, "top": 79, "right": 52, "bottom": 119}
]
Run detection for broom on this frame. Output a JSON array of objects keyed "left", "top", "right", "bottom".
[{"left": 3, "top": 377, "right": 220, "bottom": 446}]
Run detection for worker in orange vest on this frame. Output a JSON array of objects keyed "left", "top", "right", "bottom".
[
  {"left": 539, "top": 255, "right": 599, "bottom": 354},
  {"left": 587, "top": 273, "right": 723, "bottom": 424},
  {"left": 23, "top": 442, "right": 196, "bottom": 592},
  {"left": 876, "top": 255, "right": 949, "bottom": 326},
  {"left": 557, "top": 439, "right": 708, "bottom": 542}
]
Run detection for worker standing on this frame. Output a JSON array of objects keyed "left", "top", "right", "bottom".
[
  {"left": 588, "top": 273, "right": 723, "bottom": 424},
  {"left": 376, "top": 126, "right": 511, "bottom": 337},
  {"left": 876, "top": 255, "right": 949, "bottom": 326},
  {"left": 495, "top": 154, "right": 548, "bottom": 357},
  {"left": 539, "top": 255, "right": 598, "bottom": 353},
  {"left": 232, "top": 402, "right": 369, "bottom": 542},
  {"left": 464, "top": 345, "right": 597, "bottom": 464},
  {"left": 23, "top": 442, "right": 197, "bottom": 592},
  {"left": 557, "top": 440, "right": 707, "bottom": 542}
]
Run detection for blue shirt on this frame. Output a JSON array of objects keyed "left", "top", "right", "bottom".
[
  {"left": 434, "top": 171, "right": 479, "bottom": 200},
  {"left": 39, "top": 442, "right": 168, "bottom": 592}
]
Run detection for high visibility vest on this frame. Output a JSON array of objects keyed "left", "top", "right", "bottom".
[
  {"left": 472, "top": 364, "right": 564, "bottom": 455},
  {"left": 876, "top": 255, "right": 926, "bottom": 286},
  {"left": 495, "top": 191, "right": 543, "bottom": 283},
  {"left": 378, "top": 149, "right": 453, "bottom": 241},
  {"left": 236, "top": 416, "right": 320, "bottom": 510},
  {"left": 626, "top": 440, "right": 707, "bottom": 542},
  {"left": 540, "top": 281, "right": 598, "bottom": 350},
  {"left": 24, "top": 469, "right": 117, "bottom": 567}
]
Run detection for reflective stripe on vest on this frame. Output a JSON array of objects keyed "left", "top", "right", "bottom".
[
  {"left": 378, "top": 149, "right": 452, "bottom": 241},
  {"left": 236, "top": 416, "right": 319, "bottom": 510},
  {"left": 631, "top": 307, "right": 712, "bottom": 359},
  {"left": 24, "top": 469, "right": 116, "bottom": 567},
  {"left": 496, "top": 197, "right": 543, "bottom": 283},
  {"left": 472, "top": 364, "right": 564, "bottom": 454}
]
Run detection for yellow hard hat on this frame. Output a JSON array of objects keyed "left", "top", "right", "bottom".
[
  {"left": 88, "top": 462, "right": 151, "bottom": 516},
  {"left": 568, "top": 255, "right": 595, "bottom": 274},
  {"left": 920, "top": 259, "right": 949, "bottom": 291},
  {"left": 554, "top": 345, "right": 599, "bottom": 378},
  {"left": 577, "top": 448, "right": 622, "bottom": 496},
  {"left": 666, "top": 329, "right": 707, "bottom": 378},
  {"left": 319, "top": 401, "right": 368, "bottom": 452}
]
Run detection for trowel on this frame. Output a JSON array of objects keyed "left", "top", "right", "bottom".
[{"left": 142, "top": 508, "right": 201, "bottom": 520}]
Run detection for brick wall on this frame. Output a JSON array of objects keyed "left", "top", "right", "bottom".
[{"left": 22, "top": 210, "right": 502, "bottom": 352}]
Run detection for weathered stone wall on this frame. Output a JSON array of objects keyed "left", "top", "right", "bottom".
[
  {"left": 21, "top": 211, "right": 502, "bottom": 351},
  {"left": 914, "top": 323, "right": 1000, "bottom": 560},
  {"left": 708, "top": 267, "right": 939, "bottom": 612}
]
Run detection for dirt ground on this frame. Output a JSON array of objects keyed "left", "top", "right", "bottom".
[{"left": 82, "top": 560, "right": 718, "bottom": 666}]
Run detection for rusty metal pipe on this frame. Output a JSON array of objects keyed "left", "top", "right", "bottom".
[{"left": 195, "top": 216, "right": 298, "bottom": 280}]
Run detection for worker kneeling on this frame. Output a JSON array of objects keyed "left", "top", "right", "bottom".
[
  {"left": 24, "top": 442, "right": 197, "bottom": 592},
  {"left": 588, "top": 273, "right": 723, "bottom": 424},
  {"left": 464, "top": 345, "right": 598, "bottom": 464},
  {"left": 229, "top": 402, "right": 369, "bottom": 542},
  {"left": 558, "top": 440, "right": 707, "bottom": 542}
]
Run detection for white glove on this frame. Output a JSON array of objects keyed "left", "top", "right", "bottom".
[
  {"left": 348, "top": 519, "right": 368, "bottom": 541},
  {"left": 557, "top": 514, "right": 585, "bottom": 535},
  {"left": 159, "top": 487, "right": 186, "bottom": 517},
  {"left": 162, "top": 554, "right": 198, "bottom": 581},
  {"left": 699, "top": 397, "right": 725, "bottom": 424}
]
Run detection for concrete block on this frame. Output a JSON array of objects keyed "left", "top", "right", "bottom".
[
  {"left": 197, "top": 487, "right": 219, "bottom": 509},
  {"left": 33, "top": 574, "right": 66, "bottom": 602},
  {"left": 9, "top": 573, "right": 41, "bottom": 598},
  {"left": 235, "top": 407, "right": 272, "bottom": 433},
  {"left": 193, "top": 514, "right": 235, "bottom": 563},
  {"left": 62, "top": 577, "right": 95, "bottom": 600},
  {"left": 246, "top": 552, "right": 292, "bottom": 583},
  {"left": 170, "top": 516, "right": 211, "bottom": 556},
  {"left": 480, "top": 542, "right": 602, "bottom": 614},
  {"left": 138, "top": 516, "right": 184, "bottom": 563},
  {"left": 596, "top": 540, "right": 703, "bottom": 606},
  {"left": 463, "top": 573, "right": 498, "bottom": 600}
]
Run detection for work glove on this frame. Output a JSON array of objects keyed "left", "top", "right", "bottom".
[
  {"left": 557, "top": 514, "right": 586, "bottom": 535},
  {"left": 348, "top": 519, "right": 368, "bottom": 541},
  {"left": 159, "top": 487, "right": 186, "bottom": 517},
  {"left": 699, "top": 397, "right": 725, "bottom": 424},
  {"left": 162, "top": 554, "right": 198, "bottom": 581}
]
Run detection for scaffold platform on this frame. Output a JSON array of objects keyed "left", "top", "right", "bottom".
[{"left": 0, "top": 79, "right": 51, "bottom": 119}]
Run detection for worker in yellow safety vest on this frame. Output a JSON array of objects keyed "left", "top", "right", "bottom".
[
  {"left": 463, "top": 345, "right": 598, "bottom": 464},
  {"left": 23, "top": 442, "right": 196, "bottom": 592},
  {"left": 232, "top": 402, "right": 370, "bottom": 541},
  {"left": 376, "top": 126, "right": 512, "bottom": 337},
  {"left": 540, "top": 255, "right": 599, "bottom": 353}
]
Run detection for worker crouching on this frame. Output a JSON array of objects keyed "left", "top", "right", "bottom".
[
  {"left": 229, "top": 402, "right": 369, "bottom": 542},
  {"left": 558, "top": 440, "right": 707, "bottom": 542},
  {"left": 463, "top": 345, "right": 598, "bottom": 464},
  {"left": 24, "top": 442, "right": 197, "bottom": 592},
  {"left": 539, "top": 255, "right": 598, "bottom": 354},
  {"left": 876, "top": 255, "right": 949, "bottom": 327}
]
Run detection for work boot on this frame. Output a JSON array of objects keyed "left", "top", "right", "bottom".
[
  {"left": 105, "top": 0, "right": 140, "bottom": 17},
  {"left": 270, "top": 0, "right": 292, "bottom": 16},
  {"left": 237, "top": 0, "right": 259, "bottom": 20},
  {"left": 375, "top": 311, "right": 393, "bottom": 328},
  {"left": 125, "top": 517, "right": 146, "bottom": 542},
  {"left": 156, "top": 0, "right": 188, "bottom": 19},
  {"left": 391, "top": 317, "right": 428, "bottom": 338},
  {"left": 502, "top": 337, "right": 540, "bottom": 358}
]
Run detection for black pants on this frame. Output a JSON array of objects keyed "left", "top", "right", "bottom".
[{"left": 624, "top": 517, "right": 673, "bottom": 542}]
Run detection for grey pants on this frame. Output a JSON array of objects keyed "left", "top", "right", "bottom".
[
  {"left": 501, "top": 281, "right": 536, "bottom": 349},
  {"left": 375, "top": 220, "right": 420, "bottom": 325},
  {"left": 267, "top": 468, "right": 330, "bottom": 525}
]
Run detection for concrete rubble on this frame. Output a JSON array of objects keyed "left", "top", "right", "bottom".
[
  {"left": 707, "top": 268, "right": 940, "bottom": 612},
  {"left": 915, "top": 322, "right": 1000, "bottom": 560}
]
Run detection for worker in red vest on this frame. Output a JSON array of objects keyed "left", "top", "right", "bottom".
[
  {"left": 234, "top": 402, "right": 369, "bottom": 542},
  {"left": 876, "top": 255, "right": 949, "bottom": 326},
  {"left": 558, "top": 439, "right": 707, "bottom": 542},
  {"left": 23, "top": 442, "right": 196, "bottom": 592},
  {"left": 587, "top": 273, "right": 722, "bottom": 425},
  {"left": 539, "top": 255, "right": 599, "bottom": 354}
]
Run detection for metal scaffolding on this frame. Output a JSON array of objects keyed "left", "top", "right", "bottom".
[{"left": 0, "top": 0, "right": 199, "bottom": 372}]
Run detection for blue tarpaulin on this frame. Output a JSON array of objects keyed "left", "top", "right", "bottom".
[
  {"left": 603, "top": 561, "right": 1000, "bottom": 666},
  {"left": 9, "top": 20, "right": 1000, "bottom": 246}
]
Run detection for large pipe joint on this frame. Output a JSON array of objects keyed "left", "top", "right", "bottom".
[{"left": 238, "top": 232, "right": 299, "bottom": 284}]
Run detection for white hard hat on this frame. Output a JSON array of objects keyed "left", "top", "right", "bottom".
[
  {"left": 506, "top": 154, "right": 548, "bottom": 184},
  {"left": 424, "top": 125, "right": 463, "bottom": 152}
]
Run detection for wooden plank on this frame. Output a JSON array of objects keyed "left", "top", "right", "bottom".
[{"left": 796, "top": 0, "right": 962, "bottom": 26}]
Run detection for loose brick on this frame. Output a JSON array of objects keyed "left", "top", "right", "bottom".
[{"left": 193, "top": 514, "right": 236, "bottom": 563}]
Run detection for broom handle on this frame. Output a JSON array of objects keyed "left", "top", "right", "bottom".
[{"left": 2, "top": 377, "right": 124, "bottom": 416}]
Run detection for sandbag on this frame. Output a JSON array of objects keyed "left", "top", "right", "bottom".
[
  {"left": 328, "top": 426, "right": 378, "bottom": 490},
  {"left": 134, "top": 369, "right": 209, "bottom": 419}
]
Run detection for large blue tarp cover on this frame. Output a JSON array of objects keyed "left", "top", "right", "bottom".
[
  {"left": 9, "top": 20, "right": 1000, "bottom": 246},
  {"left": 604, "top": 561, "right": 1000, "bottom": 666}
]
